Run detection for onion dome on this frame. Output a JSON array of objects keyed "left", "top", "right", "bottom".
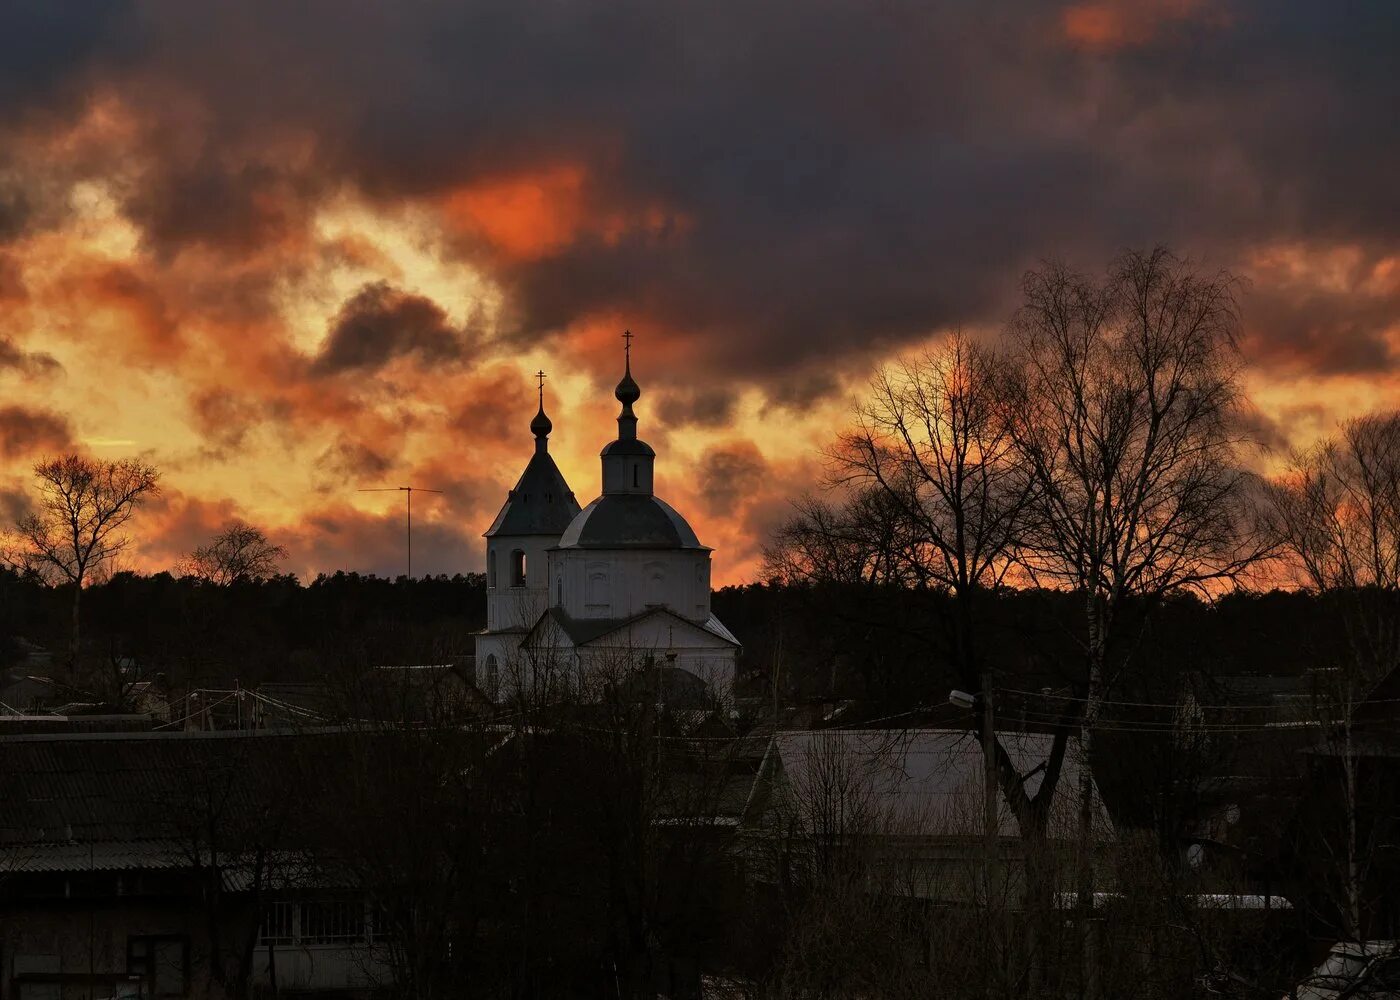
[{"left": 530, "top": 401, "right": 553, "bottom": 442}]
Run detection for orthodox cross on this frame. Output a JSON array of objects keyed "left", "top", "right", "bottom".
[
  {"left": 536, "top": 369, "right": 547, "bottom": 405},
  {"left": 622, "top": 328, "right": 634, "bottom": 362}
]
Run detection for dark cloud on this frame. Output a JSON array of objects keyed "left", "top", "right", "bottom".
[
  {"left": 1238, "top": 246, "right": 1400, "bottom": 376},
  {"left": 0, "top": 0, "right": 138, "bottom": 111},
  {"left": 0, "top": 405, "right": 73, "bottom": 460},
  {"left": 4, "top": 0, "right": 1400, "bottom": 393},
  {"left": 0, "top": 337, "right": 61, "bottom": 378},
  {"left": 0, "top": 485, "right": 34, "bottom": 524},
  {"left": 124, "top": 152, "right": 325, "bottom": 259},
  {"left": 696, "top": 442, "right": 768, "bottom": 517},
  {"left": 289, "top": 505, "right": 476, "bottom": 580},
  {"left": 656, "top": 388, "right": 737, "bottom": 429},
  {"left": 189, "top": 389, "right": 264, "bottom": 454},
  {"left": 0, "top": 182, "right": 33, "bottom": 242},
  {"left": 315, "top": 438, "right": 392, "bottom": 480},
  {"left": 313, "top": 282, "right": 476, "bottom": 375},
  {"left": 0, "top": 253, "right": 27, "bottom": 302}
]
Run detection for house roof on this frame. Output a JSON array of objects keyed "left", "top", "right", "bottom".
[
  {"left": 0, "top": 728, "right": 366, "bottom": 860},
  {"left": 754, "top": 728, "right": 1115, "bottom": 841}
]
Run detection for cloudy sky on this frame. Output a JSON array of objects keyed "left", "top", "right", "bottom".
[{"left": 1, "top": 0, "right": 1397, "bottom": 585}]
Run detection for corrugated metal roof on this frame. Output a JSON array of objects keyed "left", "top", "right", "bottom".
[
  {"left": 1, "top": 840, "right": 187, "bottom": 872},
  {"left": 761, "top": 728, "right": 1115, "bottom": 841},
  {"left": 0, "top": 729, "right": 375, "bottom": 865}
]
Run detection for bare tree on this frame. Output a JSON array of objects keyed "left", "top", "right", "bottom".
[
  {"left": 768, "top": 334, "right": 1079, "bottom": 965},
  {"left": 1265, "top": 411, "right": 1400, "bottom": 680},
  {"left": 10, "top": 454, "right": 160, "bottom": 678},
  {"left": 1265, "top": 411, "right": 1400, "bottom": 939},
  {"left": 184, "top": 519, "right": 288, "bottom": 585},
  {"left": 1004, "top": 247, "right": 1266, "bottom": 987}
]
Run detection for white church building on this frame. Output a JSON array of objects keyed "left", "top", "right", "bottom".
[{"left": 474, "top": 339, "right": 740, "bottom": 705}]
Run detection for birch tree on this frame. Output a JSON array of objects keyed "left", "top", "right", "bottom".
[{"left": 1003, "top": 247, "right": 1265, "bottom": 980}]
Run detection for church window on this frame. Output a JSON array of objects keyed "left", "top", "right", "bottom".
[
  {"left": 484, "top": 655, "right": 499, "bottom": 699},
  {"left": 556, "top": 576, "right": 563, "bottom": 605},
  {"left": 488, "top": 551, "right": 497, "bottom": 588},
  {"left": 510, "top": 549, "right": 526, "bottom": 587},
  {"left": 586, "top": 562, "right": 609, "bottom": 609},
  {"left": 633, "top": 464, "right": 639, "bottom": 488}
]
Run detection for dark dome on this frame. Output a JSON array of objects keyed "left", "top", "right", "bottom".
[
  {"left": 558, "top": 494, "right": 704, "bottom": 550},
  {"left": 615, "top": 368, "right": 641, "bottom": 406},
  {"left": 600, "top": 438, "right": 655, "bottom": 458},
  {"left": 530, "top": 404, "right": 552, "bottom": 438}
]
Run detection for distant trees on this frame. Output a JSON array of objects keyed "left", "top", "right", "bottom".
[
  {"left": 5, "top": 454, "right": 160, "bottom": 678},
  {"left": 184, "top": 520, "right": 288, "bottom": 585}
]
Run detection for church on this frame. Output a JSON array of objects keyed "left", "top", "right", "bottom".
[{"left": 473, "top": 336, "right": 740, "bottom": 706}]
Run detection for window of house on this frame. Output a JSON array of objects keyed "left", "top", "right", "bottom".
[
  {"left": 369, "top": 901, "right": 396, "bottom": 943},
  {"left": 301, "top": 899, "right": 366, "bottom": 944},
  {"left": 128, "top": 935, "right": 188, "bottom": 998},
  {"left": 510, "top": 549, "right": 526, "bottom": 587},
  {"left": 260, "top": 900, "right": 295, "bottom": 945}
]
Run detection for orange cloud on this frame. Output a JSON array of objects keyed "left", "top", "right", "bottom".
[
  {"left": 440, "top": 165, "right": 690, "bottom": 263},
  {"left": 1061, "top": 0, "right": 1220, "bottom": 51}
]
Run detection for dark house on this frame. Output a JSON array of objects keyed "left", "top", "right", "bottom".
[{"left": 0, "top": 728, "right": 395, "bottom": 999}]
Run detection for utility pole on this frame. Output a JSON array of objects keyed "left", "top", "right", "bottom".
[{"left": 357, "top": 485, "right": 444, "bottom": 578}]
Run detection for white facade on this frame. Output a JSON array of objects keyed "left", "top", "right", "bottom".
[{"left": 547, "top": 547, "right": 712, "bottom": 622}]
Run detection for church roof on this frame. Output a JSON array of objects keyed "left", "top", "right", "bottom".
[
  {"left": 484, "top": 451, "right": 581, "bottom": 538},
  {"left": 556, "top": 494, "right": 706, "bottom": 550},
  {"left": 529, "top": 606, "right": 740, "bottom": 649}
]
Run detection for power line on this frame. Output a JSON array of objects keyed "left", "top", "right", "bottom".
[{"left": 995, "top": 686, "right": 1400, "bottom": 712}]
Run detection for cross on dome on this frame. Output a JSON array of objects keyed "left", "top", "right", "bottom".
[{"left": 530, "top": 368, "right": 553, "bottom": 447}]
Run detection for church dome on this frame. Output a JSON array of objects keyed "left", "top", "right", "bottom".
[{"left": 557, "top": 494, "right": 706, "bottom": 550}]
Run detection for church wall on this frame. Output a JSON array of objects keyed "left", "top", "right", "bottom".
[
  {"left": 485, "top": 534, "right": 555, "bottom": 630},
  {"left": 548, "top": 548, "right": 712, "bottom": 622}
]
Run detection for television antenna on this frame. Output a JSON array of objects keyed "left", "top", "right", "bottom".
[{"left": 357, "top": 485, "right": 443, "bottom": 578}]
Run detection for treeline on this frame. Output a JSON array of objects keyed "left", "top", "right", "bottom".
[
  {"left": 0, "top": 561, "right": 1353, "bottom": 707},
  {"left": 0, "top": 569, "right": 485, "bottom": 691}
]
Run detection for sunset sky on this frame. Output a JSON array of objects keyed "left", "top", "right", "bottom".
[{"left": 1, "top": 1, "right": 1397, "bottom": 586}]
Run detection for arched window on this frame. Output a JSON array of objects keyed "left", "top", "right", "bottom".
[
  {"left": 510, "top": 549, "right": 526, "bottom": 587},
  {"left": 488, "top": 551, "right": 497, "bottom": 589},
  {"left": 556, "top": 576, "right": 563, "bottom": 605},
  {"left": 484, "top": 654, "right": 499, "bottom": 699},
  {"left": 586, "top": 561, "right": 609, "bottom": 610}
]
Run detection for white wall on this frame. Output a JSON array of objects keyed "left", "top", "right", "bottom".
[
  {"left": 486, "top": 534, "right": 554, "bottom": 630},
  {"left": 548, "top": 548, "right": 711, "bottom": 622}
]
